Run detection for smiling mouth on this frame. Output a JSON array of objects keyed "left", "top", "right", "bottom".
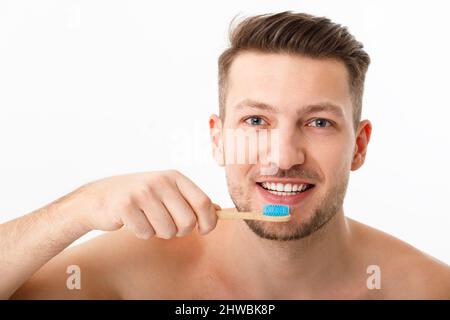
[{"left": 256, "top": 182, "right": 315, "bottom": 196}]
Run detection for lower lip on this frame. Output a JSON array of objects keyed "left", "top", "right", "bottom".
[{"left": 256, "top": 183, "right": 315, "bottom": 206}]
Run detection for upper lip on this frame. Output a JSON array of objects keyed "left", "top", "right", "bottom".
[{"left": 255, "top": 178, "right": 315, "bottom": 185}]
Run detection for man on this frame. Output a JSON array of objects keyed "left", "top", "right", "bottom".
[{"left": 1, "top": 11, "right": 449, "bottom": 299}]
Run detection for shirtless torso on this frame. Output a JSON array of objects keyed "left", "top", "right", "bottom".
[{"left": 11, "top": 216, "right": 450, "bottom": 300}]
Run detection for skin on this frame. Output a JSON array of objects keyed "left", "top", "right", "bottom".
[{"left": 1, "top": 52, "right": 449, "bottom": 300}]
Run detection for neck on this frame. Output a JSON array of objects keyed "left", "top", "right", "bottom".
[{"left": 217, "top": 209, "right": 354, "bottom": 298}]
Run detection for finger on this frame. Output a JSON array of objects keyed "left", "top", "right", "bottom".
[
  {"left": 159, "top": 186, "right": 198, "bottom": 237},
  {"left": 174, "top": 174, "right": 218, "bottom": 235},
  {"left": 138, "top": 192, "right": 178, "bottom": 240},
  {"left": 122, "top": 209, "right": 155, "bottom": 240}
]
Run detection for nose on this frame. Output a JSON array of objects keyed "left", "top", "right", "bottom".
[{"left": 275, "top": 127, "right": 306, "bottom": 170}]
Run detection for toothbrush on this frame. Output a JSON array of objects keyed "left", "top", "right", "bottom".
[{"left": 216, "top": 204, "right": 291, "bottom": 222}]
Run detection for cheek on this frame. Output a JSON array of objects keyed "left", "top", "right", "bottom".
[
  {"left": 310, "top": 137, "right": 354, "bottom": 176},
  {"left": 225, "top": 164, "right": 253, "bottom": 183}
]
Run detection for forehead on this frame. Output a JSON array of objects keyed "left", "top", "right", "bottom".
[{"left": 226, "top": 52, "right": 352, "bottom": 116}]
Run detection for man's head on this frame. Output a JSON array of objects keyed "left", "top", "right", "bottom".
[{"left": 210, "top": 11, "right": 372, "bottom": 241}]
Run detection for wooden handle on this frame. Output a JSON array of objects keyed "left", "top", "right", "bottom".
[{"left": 216, "top": 208, "right": 291, "bottom": 222}]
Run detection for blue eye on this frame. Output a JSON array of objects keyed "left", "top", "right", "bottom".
[
  {"left": 308, "top": 118, "right": 332, "bottom": 128},
  {"left": 245, "top": 116, "right": 267, "bottom": 126}
]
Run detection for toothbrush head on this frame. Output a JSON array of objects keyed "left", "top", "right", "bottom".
[{"left": 263, "top": 204, "right": 290, "bottom": 217}]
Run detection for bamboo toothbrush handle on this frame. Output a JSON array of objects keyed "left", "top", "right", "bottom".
[
  {"left": 216, "top": 208, "right": 258, "bottom": 220},
  {"left": 216, "top": 208, "right": 290, "bottom": 222}
]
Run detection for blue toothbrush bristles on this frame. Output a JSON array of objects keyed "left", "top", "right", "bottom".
[{"left": 263, "top": 204, "right": 290, "bottom": 217}]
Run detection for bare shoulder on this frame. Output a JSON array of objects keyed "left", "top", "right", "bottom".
[
  {"left": 349, "top": 218, "right": 450, "bottom": 299},
  {"left": 12, "top": 228, "right": 204, "bottom": 299}
]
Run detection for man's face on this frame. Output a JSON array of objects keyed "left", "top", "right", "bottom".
[{"left": 212, "top": 52, "right": 366, "bottom": 241}]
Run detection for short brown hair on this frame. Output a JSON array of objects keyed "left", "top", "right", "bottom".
[{"left": 218, "top": 11, "right": 370, "bottom": 129}]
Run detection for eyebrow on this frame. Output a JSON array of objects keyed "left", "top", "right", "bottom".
[
  {"left": 234, "top": 99, "right": 278, "bottom": 113},
  {"left": 300, "top": 103, "right": 345, "bottom": 118},
  {"left": 233, "top": 99, "right": 345, "bottom": 118}
]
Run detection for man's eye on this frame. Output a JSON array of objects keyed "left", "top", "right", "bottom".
[
  {"left": 307, "top": 118, "right": 332, "bottom": 128},
  {"left": 244, "top": 116, "right": 267, "bottom": 126}
]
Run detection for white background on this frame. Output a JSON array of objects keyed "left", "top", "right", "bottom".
[{"left": 0, "top": 0, "right": 449, "bottom": 264}]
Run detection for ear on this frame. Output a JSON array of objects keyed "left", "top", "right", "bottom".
[
  {"left": 351, "top": 120, "right": 372, "bottom": 171},
  {"left": 209, "top": 114, "right": 225, "bottom": 166}
]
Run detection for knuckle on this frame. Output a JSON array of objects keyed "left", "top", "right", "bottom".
[
  {"left": 157, "top": 226, "right": 177, "bottom": 239},
  {"left": 133, "top": 186, "right": 150, "bottom": 202},
  {"left": 135, "top": 226, "right": 154, "bottom": 239},
  {"left": 134, "top": 222, "right": 149, "bottom": 233},
  {"left": 151, "top": 173, "right": 170, "bottom": 186},
  {"left": 193, "top": 195, "right": 211, "bottom": 210},
  {"left": 135, "top": 186, "right": 158, "bottom": 205},
  {"left": 199, "top": 219, "right": 218, "bottom": 235},
  {"left": 145, "top": 186, "right": 159, "bottom": 199},
  {"left": 185, "top": 216, "right": 197, "bottom": 229},
  {"left": 177, "top": 216, "right": 197, "bottom": 233}
]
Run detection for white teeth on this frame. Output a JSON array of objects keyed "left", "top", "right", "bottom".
[{"left": 260, "top": 181, "right": 312, "bottom": 194}]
